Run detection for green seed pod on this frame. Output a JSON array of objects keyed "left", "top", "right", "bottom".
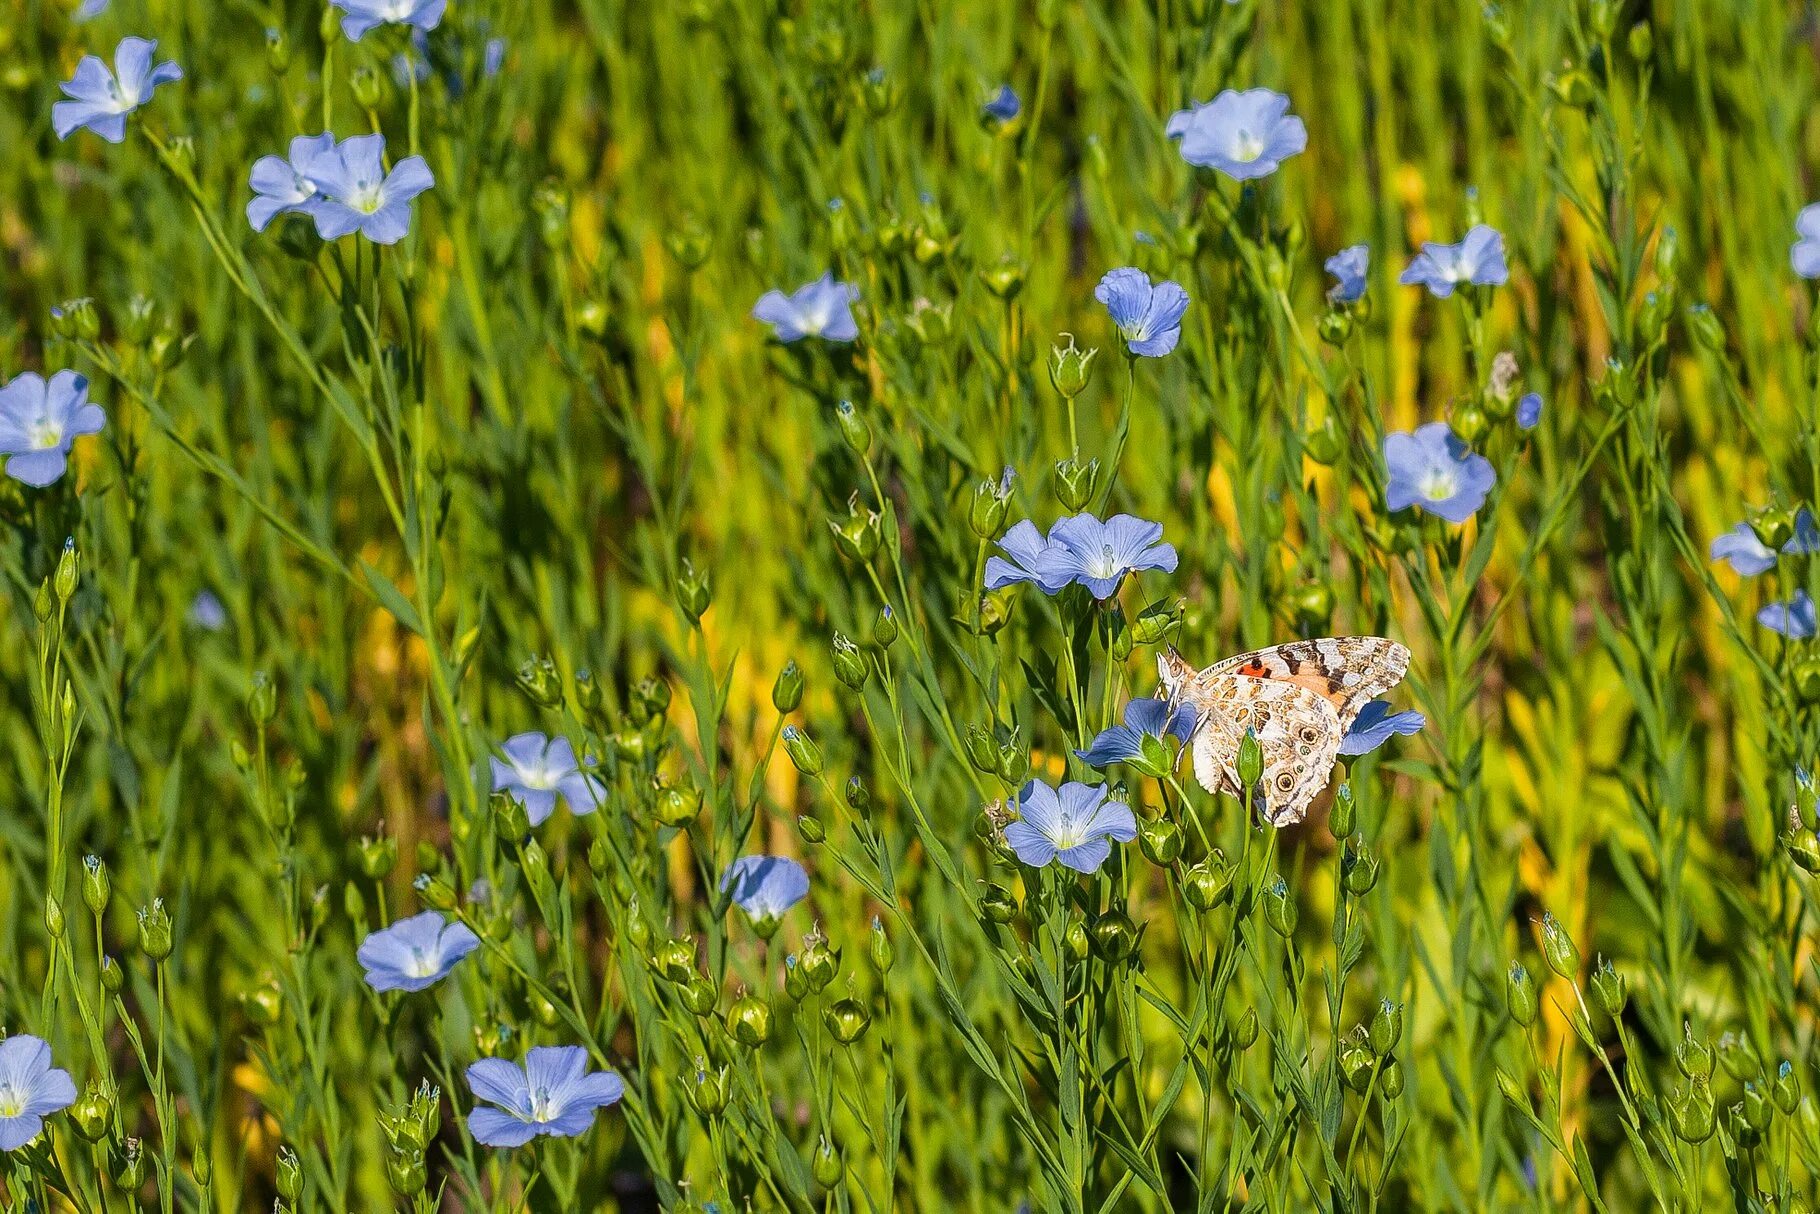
[
  {"left": 276, "top": 1147, "right": 303, "bottom": 1202},
  {"left": 1685, "top": 304, "right": 1726, "bottom": 353},
  {"left": 1049, "top": 336, "right": 1097, "bottom": 400},
  {"left": 996, "top": 735, "right": 1030, "bottom": 787},
  {"left": 100, "top": 955, "right": 123, "bottom": 995},
  {"left": 247, "top": 671, "right": 278, "bottom": 726},
  {"left": 1130, "top": 600, "right": 1181, "bottom": 646},
  {"left": 1591, "top": 957, "right": 1627, "bottom": 1018},
  {"left": 1317, "top": 310, "right": 1353, "bottom": 346},
  {"left": 1794, "top": 657, "right": 1820, "bottom": 705},
  {"left": 649, "top": 937, "right": 698, "bottom": 985},
  {"left": 781, "top": 726, "right": 824, "bottom": 777},
  {"left": 800, "top": 934, "right": 840, "bottom": 991},
  {"left": 55, "top": 540, "right": 79, "bottom": 602},
  {"left": 1741, "top": 1081, "right": 1772, "bottom": 1133},
  {"left": 359, "top": 833, "right": 398, "bottom": 879},
  {"left": 1053, "top": 454, "right": 1100, "bottom": 512},
  {"left": 872, "top": 606, "right": 897, "bottom": 650},
  {"left": 1751, "top": 505, "right": 1796, "bottom": 550},
  {"left": 1138, "top": 817, "right": 1182, "bottom": 866},
  {"left": 1539, "top": 911, "right": 1579, "bottom": 980},
  {"left": 72, "top": 1078, "right": 113, "bottom": 1143},
  {"left": 349, "top": 64, "right": 383, "bottom": 109},
  {"left": 1369, "top": 998, "right": 1403, "bottom": 1057},
  {"left": 1380, "top": 1057, "right": 1405, "bottom": 1099},
  {"left": 1262, "top": 877, "right": 1297, "bottom": 939},
  {"left": 860, "top": 66, "right": 899, "bottom": 117},
  {"left": 798, "top": 813, "right": 826, "bottom": 844},
  {"left": 44, "top": 894, "right": 64, "bottom": 940},
  {"left": 970, "top": 469, "right": 1015, "bottom": 538},
  {"left": 1628, "top": 21, "right": 1653, "bottom": 62},
  {"left": 242, "top": 977, "right": 283, "bottom": 1026},
  {"left": 772, "top": 661, "right": 805, "bottom": 713},
  {"left": 1452, "top": 400, "right": 1490, "bottom": 445},
  {"left": 1340, "top": 1028, "right": 1375, "bottom": 1093},
  {"left": 978, "top": 884, "right": 1018, "bottom": 924},
  {"left": 1182, "top": 852, "right": 1234, "bottom": 911},
  {"left": 1717, "top": 1031, "right": 1762, "bottom": 1083},
  {"left": 514, "top": 655, "right": 563, "bottom": 710},
  {"left": 1289, "top": 583, "right": 1334, "bottom": 632},
  {"left": 387, "top": 1150, "right": 427, "bottom": 1197},
  {"left": 827, "top": 509, "right": 882, "bottom": 563},
  {"left": 653, "top": 783, "right": 702, "bottom": 829},
  {"left": 831, "top": 632, "right": 869, "bottom": 689},
  {"left": 680, "top": 977, "right": 718, "bottom": 1016},
  {"left": 1785, "top": 821, "right": 1820, "bottom": 873},
  {"left": 1506, "top": 962, "right": 1538, "bottom": 1028},
  {"left": 1303, "top": 414, "right": 1344, "bottom": 465},
  {"left": 491, "top": 790, "right": 532, "bottom": 842},
  {"left": 980, "top": 257, "right": 1025, "bottom": 300},
  {"left": 137, "top": 899, "right": 173, "bottom": 962},
  {"left": 1341, "top": 837, "right": 1379, "bottom": 896},
  {"left": 965, "top": 724, "right": 999, "bottom": 773},
  {"left": 690, "top": 1064, "right": 731, "bottom": 1116},
  {"left": 824, "top": 995, "right": 871, "bottom": 1044},
  {"left": 1088, "top": 910, "right": 1140, "bottom": 965},
  {"left": 1676, "top": 1024, "right": 1714, "bottom": 1080}
]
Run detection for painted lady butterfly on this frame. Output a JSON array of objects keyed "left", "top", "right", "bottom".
[{"left": 1156, "top": 637, "right": 1412, "bottom": 826}]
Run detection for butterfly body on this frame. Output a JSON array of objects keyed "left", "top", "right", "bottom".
[{"left": 1158, "top": 637, "right": 1411, "bottom": 825}]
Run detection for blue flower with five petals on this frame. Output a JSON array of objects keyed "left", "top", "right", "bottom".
[
  {"left": 52, "top": 37, "right": 181, "bottom": 144},
  {"left": 1384, "top": 423, "right": 1495, "bottom": 523},
  {"left": 1165, "top": 88, "right": 1307, "bottom": 181},
  {"left": 1399, "top": 225, "right": 1508, "bottom": 297},
  {"left": 1004, "top": 781, "right": 1136, "bottom": 874},
  {"left": 1095, "top": 267, "right": 1189, "bottom": 358},
  {"left": 1338, "top": 701, "right": 1426, "bottom": 757},
  {"left": 1076, "top": 698, "right": 1198, "bottom": 769},
  {"left": 466, "top": 1046, "right": 624, "bottom": 1148}
]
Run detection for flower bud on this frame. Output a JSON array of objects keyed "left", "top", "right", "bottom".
[
  {"left": 824, "top": 994, "right": 871, "bottom": 1043},
  {"left": 1685, "top": 303, "right": 1726, "bottom": 353},
  {"left": 1369, "top": 998, "right": 1403, "bottom": 1057},
  {"left": 359, "top": 833, "right": 398, "bottom": 879},
  {"left": 1065, "top": 921, "right": 1090, "bottom": 960},
  {"left": 1785, "top": 816, "right": 1820, "bottom": 873},
  {"left": 1233, "top": 1006, "right": 1259, "bottom": 1051},
  {"left": 412, "top": 872, "right": 458, "bottom": 912},
  {"left": 101, "top": 955, "right": 123, "bottom": 995},
  {"left": 1330, "top": 783, "right": 1357, "bottom": 839},
  {"left": 1591, "top": 956, "right": 1627, "bottom": 1018},
  {"left": 55, "top": 540, "right": 79, "bottom": 602},
  {"left": 834, "top": 400, "right": 870, "bottom": 455},
  {"left": 1138, "top": 817, "right": 1182, "bottom": 866},
  {"left": 965, "top": 724, "right": 999, "bottom": 773},
  {"left": 387, "top": 1151, "right": 427, "bottom": 1197},
  {"left": 800, "top": 933, "right": 840, "bottom": 991},
  {"left": 1340, "top": 1028, "right": 1374, "bottom": 1093},
  {"left": 1049, "top": 336, "right": 1097, "bottom": 400},
  {"left": 1341, "top": 836, "right": 1379, "bottom": 896},
  {"left": 1775, "top": 1061, "right": 1800, "bottom": 1115},
  {"left": 867, "top": 916, "right": 894, "bottom": 974},
  {"left": 1506, "top": 962, "right": 1538, "bottom": 1027},
  {"left": 1236, "top": 731, "right": 1264, "bottom": 796},
  {"left": 491, "top": 790, "right": 531, "bottom": 842},
  {"left": 665, "top": 219, "right": 713, "bottom": 270},
  {"left": 980, "top": 257, "right": 1025, "bottom": 300},
  {"left": 247, "top": 671, "right": 278, "bottom": 725},
  {"left": 1741, "top": 1081, "right": 1772, "bottom": 1134},
  {"left": 782, "top": 725, "right": 824, "bottom": 777},
  {"left": 1130, "top": 600, "right": 1181, "bottom": 646},
  {"left": 675, "top": 560, "right": 712, "bottom": 623},
  {"left": 783, "top": 954, "right": 809, "bottom": 1001},
  {"left": 970, "top": 468, "right": 1015, "bottom": 539},
  {"left": 813, "top": 1135, "right": 844, "bottom": 1187},
  {"left": 772, "top": 660, "right": 805, "bottom": 713},
  {"left": 977, "top": 588, "right": 1015, "bottom": 636},
  {"left": 54, "top": 298, "right": 99, "bottom": 342},
  {"left": 350, "top": 64, "right": 383, "bottom": 109},
  {"left": 137, "top": 898, "right": 173, "bottom": 962},
  {"left": 1628, "top": 20, "right": 1653, "bottom": 62},
  {"left": 860, "top": 66, "right": 899, "bottom": 117},
  {"left": 828, "top": 507, "right": 882, "bottom": 563},
  {"left": 1718, "top": 1031, "right": 1762, "bottom": 1083},
  {"left": 1303, "top": 415, "right": 1344, "bottom": 465},
  {"left": 1452, "top": 400, "right": 1490, "bottom": 445},
  {"left": 1262, "top": 877, "right": 1296, "bottom": 939},
  {"left": 832, "top": 633, "right": 869, "bottom": 689},
  {"left": 1317, "top": 310, "right": 1352, "bottom": 346},
  {"left": 275, "top": 1147, "right": 303, "bottom": 1201},
  {"left": 996, "top": 735, "right": 1029, "bottom": 786},
  {"left": 1539, "top": 911, "right": 1579, "bottom": 980},
  {"left": 1751, "top": 504, "right": 1796, "bottom": 550},
  {"left": 1380, "top": 1057, "right": 1405, "bottom": 1099},
  {"left": 112, "top": 1137, "right": 145, "bottom": 1190},
  {"left": 1495, "top": 1068, "right": 1529, "bottom": 1110},
  {"left": 1676, "top": 1024, "right": 1714, "bottom": 1079},
  {"left": 45, "top": 894, "right": 64, "bottom": 940}
]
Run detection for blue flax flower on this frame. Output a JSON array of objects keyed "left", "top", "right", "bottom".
[
  {"left": 0, "top": 1036, "right": 76, "bottom": 1152},
  {"left": 1338, "top": 701, "right": 1426, "bottom": 756},
  {"left": 720, "top": 856, "right": 810, "bottom": 924},
  {"left": 1095, "top": 268, "right": 1189, "bottom": 357},
  {"left": 189, "top": 590, "right": 227, "bottom": 631},
  {"left": 1759, "top": 590, "right": 1817, "bottom": 639},
  {"left": 332, "top": 0, "right": 446, "bottom": 41},
  {"left": 1383, "top": 423, "right": 1495, "bottom": 523},
  {"left": 1516, "top": 392, "right": 1543, "bottom": 431},
  {"left": 983, "top": 84, "right": 1020, "bottom": 123},
  {"left": 752, "top": 273, "right": 859, "bottom": 343},
  {"left": 1710, "top": 511, "right": 1819, "bottom": 576},
  {"left": 1045, "top": 513, "right": 1178, "bottom": 599},
  {"left": 303, "top": 134, "right": 434, "bottom": 245},
  {"left": 490, "top": 732, "right": 605, "bottom": 826},
  {"left": 1326, "top": 245, "right": 1369, "bottom": 303},
  {"left": 1166, "top": 88, "right": 1306, "bottom": 180},
  {"left": 52, "top": 36, "right": 181, "bottom": 144},
  {"left": 75, "top": 0, "right": 110, "bottom": 20},
  {"left": 1005, "top": 781, "right": 1136, "bottom": 875},
  {"left": 467, "top": 1046, "right": 624, "bottom": 1148},
  {"left": 246, "top": 133, "right": 337, "bottom": 233},
  {"left": 1076, "top": 697, "right": 1197, "bottom": 768},
  {"left": 984, "top": 520, "right": 1071, "bottom": 594},
  {"left": 1399, "top": 224, "right": 1508, "bottom": 297},
  {"left": 0, "top": 371, "right": 106, "bottom": 488},
  {"left": 1794, "top": 205, "right": 1820, "bottom": 279},
  {"left": 357, "top": 911, "right": 480, "bottom": 993}
]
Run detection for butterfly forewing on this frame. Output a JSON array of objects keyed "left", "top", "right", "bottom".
[{"left": 1203, "top": 636, "right": 1410, "bottom": 731}]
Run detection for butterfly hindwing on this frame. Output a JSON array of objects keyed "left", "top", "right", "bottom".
[{"left": 1189, "top": 675, "right": 1344, "bottom": 825}]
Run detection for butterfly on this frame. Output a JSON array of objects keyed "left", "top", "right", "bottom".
[{"left": 1156, "top": 637, "right": 1412, "bottom": 826}]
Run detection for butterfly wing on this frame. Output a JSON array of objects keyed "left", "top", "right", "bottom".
[
  {"left": 1188, "top": 674, "right": 1345, "bottom": 826},
  {"left": 1202, "top": 637, "right": 1410, "bottom": 731}
]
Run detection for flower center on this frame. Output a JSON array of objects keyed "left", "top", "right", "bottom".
[
  {"left": 515, "top": 763, "right": 557, "bottom": 791},
  {"left": 1085, "top": 544, "right": 1123, "bottom": 580},
  {"left": 1231, "top": 129, "right": 1265, "bottom": 162},
  {"left": 1419, "top": 468, "right": 1459, "bottom": 502},
  {"left": 29, "top": 420, "right": 63, "bottom": 451},
  {"left": 1050, "top": 813, "right": 1086, "bottom": 850},
  {"left": 404, "top": 947, "right": 439, "bottom": 979},
  {"left": 527, "top": 1086, "right": 557, "bottom": 1122},
  {"left": 0, "top": 1086, "right": 21, "bottom": 1119}
]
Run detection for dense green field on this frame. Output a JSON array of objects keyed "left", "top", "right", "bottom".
[{"left": 1, "top": 0, "right": 1818, "bottom": 1209}]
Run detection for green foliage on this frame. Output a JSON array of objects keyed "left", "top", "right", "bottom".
[{"left": 1, "top": 0, "right": 1818, "bottom": 1210}]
